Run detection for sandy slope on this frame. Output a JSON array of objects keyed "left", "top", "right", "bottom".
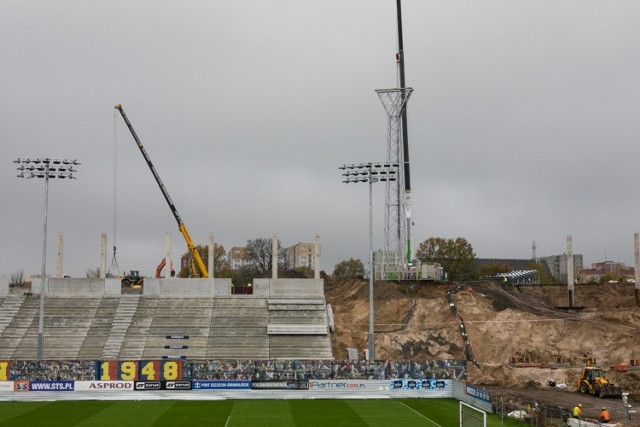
[{"left": 325, "top": 279, "right": 640, "bottom": 399}]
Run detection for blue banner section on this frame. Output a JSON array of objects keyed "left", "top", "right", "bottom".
[
  {"left": 465, "top": 384, "right": 491, "bottom": 402},
  {"left": 391, "top": 379, "right": 448, "bottom": 390},
  {"left": 29, "top": 381, "right": 74, "bottom": 392},
  {"left": 193, "top": 380, "right": 252, "bottom": 390}
]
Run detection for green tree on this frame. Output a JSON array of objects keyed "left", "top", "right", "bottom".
[
  {"left": 333, "top": 258, "right": 365, "bottom": 280},
  {"left": 479, "top": 262, "right": 511, "bottom": 277},
  {"left": 416, "top": 237, "right": 477, "bottom": 281},
  {"left": 178, "top": 243, "right": 228, "bottom": 278}
]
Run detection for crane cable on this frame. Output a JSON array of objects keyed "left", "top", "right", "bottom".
[{"left": 107, "top": 109, "right": 120, "bottom": 277}]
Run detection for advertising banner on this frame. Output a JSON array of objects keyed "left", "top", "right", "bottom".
[
  {"left": 29, "top": 381, "right": 74, "bottom": 392},
  {"left": 193, "top": 380, "right": 251, "bottom": 390},
  {"left": 391, "top": 379, "right": 448, "bottom": 390},
  {"left": 75, "top": 381, "right": 134, "bottom": 391},
  {"left": 308, "top": 380, "right": 369, "bottom": 390},
  {"left": 133, "top": 381, "right": 191, "bottom": 391},
  {"left": 465, "top": 384, "right": 491, "bottom": 402},
  {"left": 251, "top": 380, "right": 309, "bottom": 390},
  {"left": 164, "top": 380, "right": 192, "bottom": 390},
  {"left": 0, "top": 381, "right": 13, "bottom": 391},
  {"left": 134, "top": 381, "right": 162, "bottom": 391}
]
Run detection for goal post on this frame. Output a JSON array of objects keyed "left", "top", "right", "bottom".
[{"left": 460, "top": 401, "right": 487, "bottom": 427}]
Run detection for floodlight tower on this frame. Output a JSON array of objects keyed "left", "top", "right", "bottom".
[
  {"left": 340, "top": 162, "right": 398, "bottom": 361},
  {"left": 15, "top": 157, "right": 79, "bottom": 360}
]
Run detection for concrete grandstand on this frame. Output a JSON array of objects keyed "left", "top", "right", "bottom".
[{"left": 0, "top": 277, "right": 332, "bottom": 360}]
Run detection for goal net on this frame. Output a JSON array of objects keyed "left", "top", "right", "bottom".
[{"left": 460, "top": 401, "right": 487, "bottom": 427}]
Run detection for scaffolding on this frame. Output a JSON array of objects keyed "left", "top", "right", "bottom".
[{"left": 376, "top": 88, "right": 413, "bottom": 279}]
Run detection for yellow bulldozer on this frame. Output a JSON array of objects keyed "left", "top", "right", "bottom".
[{"left": 577, "top": 367, "right": 622, "bottom": 398}]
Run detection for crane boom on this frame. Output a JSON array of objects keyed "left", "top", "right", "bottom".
[{"left": 114, "top": 104, "right": 208, "bottom": 278}]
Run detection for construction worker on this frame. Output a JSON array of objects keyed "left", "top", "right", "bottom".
[
  {"left": 600, "top": 406, "right": 611, "bottom": 423},
  {"left": 573, "top": 403, "right": 582, "bottom": 418}
]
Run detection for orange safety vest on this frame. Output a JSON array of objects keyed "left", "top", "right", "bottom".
[{"left": 601, "top": 410, "right": 610, "bottom": 422}]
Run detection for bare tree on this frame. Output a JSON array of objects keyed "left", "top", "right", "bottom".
[
  {"left": 246, "top": 238, "right": 285, "bottom": 274},
  {"left": 86, "top": 267, "right": 101, "bottom": 279},
  {"left": 9, "top": 270, "right": 24, "bottom": 287}
]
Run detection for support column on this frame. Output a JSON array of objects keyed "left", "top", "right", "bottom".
[
  {"left": 100, "top": 233, "right": 107, "bottom": 278},
  {"left": 208, "top": 233, "right": 215, "bottom": 278},
  {"left": 314, "top": 234, "right": 321, "bottom": 279},
  {"left": 272, "top": 235, "right": 278, "bottom": 279},
  {"left": 567, "top": 235, "right": 574, "bottom": 307},
  {"left": 55, "top": 232, "right": 63, "bottom": 278},
  {"left": 634, "top": 233, "right": 640, "bottom": 306}
]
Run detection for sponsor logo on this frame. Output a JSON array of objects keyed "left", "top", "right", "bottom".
[
  {"left": 29, "top": 381, "right": 74, "bottom": 392},
  {"left": 164, "top": 381, "right": 191, "bottom": 390},
  {"left": 14, "top": 380, "right": 29, "bottom": 392},
  {"left": 89, "top": 382, "right": 133, "bottom": 390},
  {"left": 391, "top": 379, "right": 448, "bottom": 390},
  {"left": 309, "top": 381, "right": 366, "bottom": 389},
  {"left": 161, "top": 355, "right": 186, "bottom": 360},
  {"left": 251, "top": 380, "right": 309, "bottom": 390},
  {"left": 166, "top": 335, "right": 189, "bottom": 339},
  {"left": 134, "top": 381, "right": 161, "bottom": 391},
  {"left": 192, "top": 381, "right": 251, "bottom": 390},
  {"left": 164, "top": 345, "right": 188, "bottom": 349}
]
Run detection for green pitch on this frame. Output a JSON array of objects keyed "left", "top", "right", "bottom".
[{"left": 0, "top": 399, "right": 527, "bottom": 427}]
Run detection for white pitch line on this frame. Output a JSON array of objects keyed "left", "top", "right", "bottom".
[
  {"left": 223, "top": 415, "right": 230, "bottom": 427},
  {"left": 398, "top": 402, "right": 443, "bottom": 427}
]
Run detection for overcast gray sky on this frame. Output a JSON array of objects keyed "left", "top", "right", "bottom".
[{"left": 2, "top": 1, "right": 640, "bottom": 278}]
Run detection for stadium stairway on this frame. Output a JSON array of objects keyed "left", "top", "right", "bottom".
[
  {"left": 77, "top": 297, "right": 119, "bottom": 360},
  {"left": 0, "top": 294, "right": 28, "bottom": 359},
  {"left": 102, "top": 295, "right": 141, "bottom": 359}
]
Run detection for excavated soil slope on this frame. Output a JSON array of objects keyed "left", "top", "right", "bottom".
[{"left": 325, "top": 279, "right": 640, "bottom": 422}]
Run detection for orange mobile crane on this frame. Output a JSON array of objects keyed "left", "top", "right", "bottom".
[{"left": 114, "top": 104, "right": 208, "bottom": 278}]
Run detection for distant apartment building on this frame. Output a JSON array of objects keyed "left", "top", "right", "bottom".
[
  {"left": 582, "top": 261, "right": 635, "bottom": 283},
  {"left": 285, "top": 242, "right": 315, "bottom": 270},
  {"left": 227, "top": 247, "right": 253, "bottom": 270},
  {"left": 539, "top": 254, "right": 583, "bottom": 282}
]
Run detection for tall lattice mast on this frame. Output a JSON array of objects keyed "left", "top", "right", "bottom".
[{"left": 376, "top": 88, "right": 413, "bottom": 279}]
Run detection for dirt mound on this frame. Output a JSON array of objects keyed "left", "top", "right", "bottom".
[{"left": 326, "top": 279, "right": 640, "bottom": 400}]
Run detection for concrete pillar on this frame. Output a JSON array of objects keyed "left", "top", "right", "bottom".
[
  {"left": 567, "top": 234, "right": 574, "bottom": 307},
  {"left": 165, "top": 232, "right": 172, "bottom": 278},
  {"left": 100, "top": 233, "right": 107, "bottom": 279},
  {"left": 208, "top": 233, "right": 215, "bottom": 278},
  {"left": 272, "top": 235, "right": 278, "bottom": 279},
  {"left": 55, "top": 232, "right": 63, "bottom": 278},
  {"left": 635, "top": 233, "right": 640, "bottom": 306},
  {"left": 314, "top": 234, "right": 321, "bottom": 279}
]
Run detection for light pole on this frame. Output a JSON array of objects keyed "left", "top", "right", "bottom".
[
  {"left": 340, "top": 162, "right": 397, "bottom": 361},
  {"left": 15, "top": 157, "right": 79, "bottom": 360}
]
